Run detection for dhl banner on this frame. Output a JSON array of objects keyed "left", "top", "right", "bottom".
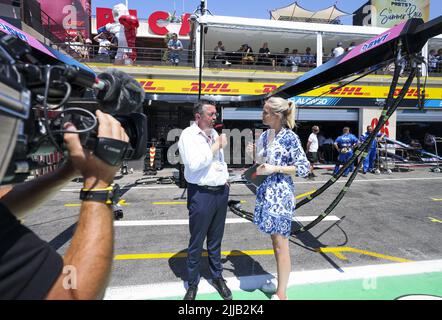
[{"left": 137, "top": 78, "right": 442, "bottom": 100}]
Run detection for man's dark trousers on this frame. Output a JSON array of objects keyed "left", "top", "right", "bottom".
[{"left": 186, "top": 183, "right": 229, "bottom": 286}]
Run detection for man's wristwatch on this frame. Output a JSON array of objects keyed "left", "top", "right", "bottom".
[{"left": 79, "top": 183, "right": 121, "bottom": 205}]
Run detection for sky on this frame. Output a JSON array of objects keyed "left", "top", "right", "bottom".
[{"left": 91, "top": 0, "right": 441, "bottom": 25}]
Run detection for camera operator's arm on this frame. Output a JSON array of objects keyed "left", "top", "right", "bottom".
[
  {"left": 45, "top": 110, "right": 128, "bottom": 300},
  {"left": 0, "top": 164, "right": 77, "bottom": 219}
]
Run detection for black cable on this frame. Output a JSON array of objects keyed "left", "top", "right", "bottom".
[
  {"left": 228, "top": 49, "right": 423, "bottom": 235},
  {"left": 294, "top": 49, "right": 403, "bottom": 210},
  {"left": 50, "top": 81, "right": 72, "bottom": 110},
  {"left": 42, "top": 66, "right": 66, "bottom": 154},
  {"left": 32, "top": 107, "right": 98, "bottom": 151},
  {"left": 51, "top": 107, "right": 98, "bottom": 134},
  {"left": 294, "top": 66, "right": 418, "bottom": 234}
]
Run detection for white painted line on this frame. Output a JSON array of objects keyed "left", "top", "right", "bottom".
[
  {"left": 114, "top": 216, "right": 340, "bottom": 227},
  {"left": 295, "top": 177, "right": 442, "bottom": 185},
  {"left": 104, "top": 259, "right": 442, "bottom": 300}
]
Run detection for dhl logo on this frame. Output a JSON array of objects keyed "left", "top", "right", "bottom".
[
  {"left": 391, "top": 88, "right": 425, "bottom": 98},
  {"left": 139, "top": 80, "right": 165, "bottom": 91},
  {"left": 186, "top": 83, "right": 238, "bottom": 93},
  {"left": 329, "top": 87, "right": 368, "bottom": 96},
  {"left": 263, "top": 85, "right": 278, "bottom": 93},
  {"left": 254, "top": 84, "right": 279, "bottom": 94}
]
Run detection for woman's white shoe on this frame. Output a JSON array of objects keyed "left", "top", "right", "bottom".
[{"left": 261, "top": 279, "right": 277, "bottom": 293}]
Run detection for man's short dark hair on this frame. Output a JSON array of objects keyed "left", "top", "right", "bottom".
[{"left": 193, "top": 100, "right": 216, "bottom": 116}]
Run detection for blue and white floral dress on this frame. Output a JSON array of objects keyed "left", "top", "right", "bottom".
[{"left": 253, "top": 128, "right": 310, "bottom": 238}]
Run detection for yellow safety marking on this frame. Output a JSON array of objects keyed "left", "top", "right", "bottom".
[
  {"left": 296, "top": 190, "right": 316, "bottom": 200},
  {"left": 431, "top": 198, "right": 442, "bottom": 201},
  {"left": 118, "top": 199, "right": 128, "bottom": 206},
  {"left": 114, "top": 249, "right": 274, "bottom": 261},
  {"left": 152, "top": 201, "right": 186, "bottom": 205},
  {"left": 429, "top": 217, "right": 442, "bottom": 224},
  {"left": 316, "top": 247, "right": 413, "bottom": 263},
  {"left": 152, "top": 200, "right": 247, "bottom": 205},
  {"left": 64, "top": 199, "right": 128, "bottom": 207},
  {"left": 332, "top": 252, "right": 349, "bottom": 261}
]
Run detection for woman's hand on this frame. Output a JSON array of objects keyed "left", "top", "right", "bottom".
[
  {"left": 256, "top": 163, "right": 276, "bottom": 175},
  {"left": 246, "top": 142, "right": 256, "bottom": 158}
]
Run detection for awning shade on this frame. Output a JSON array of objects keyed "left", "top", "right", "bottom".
[{"left": 270, "top": 1, "right": 351, "bottom": 23}]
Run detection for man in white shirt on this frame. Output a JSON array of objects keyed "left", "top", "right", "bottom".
[
  {"left": 333, "top": 42, "right": 345, "bottom": 58},
  {"left": 178, "top": 100, "right": 232, "bottom": 301},
  {"left": 93, "top": 32, "right": 111, "bottom": 56},
  {"left": 306, "top": 125, "right": 320, "bottom": 178}
]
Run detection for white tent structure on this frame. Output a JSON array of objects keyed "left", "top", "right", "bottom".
[{"left": 269, "top": 1, "right": 351, "bottom": 24}]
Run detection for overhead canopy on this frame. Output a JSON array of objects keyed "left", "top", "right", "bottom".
[{"left": 270, "top": 1, "right": 351, "bottom": 23}]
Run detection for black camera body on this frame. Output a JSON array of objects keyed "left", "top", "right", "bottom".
[{"left": 0, "top": 30, "right": 147, "bottom": 184}]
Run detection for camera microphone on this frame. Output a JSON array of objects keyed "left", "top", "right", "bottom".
[{"left": 94, "top": 69, "right": 145, "bottom": 115}]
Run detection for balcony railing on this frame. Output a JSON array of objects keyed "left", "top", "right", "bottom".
[
  {"left": 22, "top": 0, "right": 70, "bottom": 44},
  {"left": 50, "top": 42, "right": 442, "bottom": 77},
  {"left": 52, "top": 43, "right": 196, "bottom": 66}
]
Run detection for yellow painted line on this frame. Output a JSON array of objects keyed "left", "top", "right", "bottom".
[
  {"left": 332, "top": 252, "right": 349, "bottom": 261},
  {"left": 64, "top": 199, "right": 128, "bottom": 207},
  {"left": 296, "top": 190, "right": 316, "bottom": 200},
  {"left": 431, "top": 198, "right": 442, "bottom": 201},
  {"left": 114, "top": 249, "right": 274, "bottom": 261},
  {"left": 429, "top": 217, "right": 442, "bottom": 224},
  {"left": 151, "top": 201, "right": 187, "bottom": 205},
  {"left": 152, "top": 200, "right": 247, "bottom": 205},
  {"left": 317, "top": 247, "right": 413, "bottom": 263}
]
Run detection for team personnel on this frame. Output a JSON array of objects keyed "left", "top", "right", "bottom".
[
  {"left": 306, "top": 126, "right": 320, "bottom": 179},
  {"left": 359, "top": 125, "right": 384, "bottom": 174},
  {"left": 333, "top": 127, "right": 359, "bottom": 177}
]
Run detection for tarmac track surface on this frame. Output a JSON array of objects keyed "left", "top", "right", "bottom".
[{"left": 25, "top": 168, "right": 442, "bottom": 299}]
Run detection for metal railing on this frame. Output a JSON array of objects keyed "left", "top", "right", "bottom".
[
  {"left": 22, "top": 0, "right": 70, "bottom": 44},
  {"left": 52, "top": 43, "right": 196, "bottom": 66},
  {"left": 50, "top": 42, "right": 442, "bottom": 77},
  {"left": 205, "top": 50, "right": 332, "bottom": 72}
]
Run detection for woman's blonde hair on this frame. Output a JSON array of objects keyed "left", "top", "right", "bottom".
[{"left": 265, "top": 97, "right": 297, "bottom": 129}]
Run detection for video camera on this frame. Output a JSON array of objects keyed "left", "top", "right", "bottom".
[{"left": 0, "top": 21, "right": 148, "bottom": 185}]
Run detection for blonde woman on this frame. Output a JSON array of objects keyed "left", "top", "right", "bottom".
[{"left": 247, "top": 97, "right": 310, "bottom": 300}]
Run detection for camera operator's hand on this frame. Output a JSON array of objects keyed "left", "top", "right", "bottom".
[{"left": 63, "top": 110, "right": 129, "bottom": 189}]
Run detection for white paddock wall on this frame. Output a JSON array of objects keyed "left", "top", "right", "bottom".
[{"left": 223, "top": 107, "right": 359, "bottom": 122}]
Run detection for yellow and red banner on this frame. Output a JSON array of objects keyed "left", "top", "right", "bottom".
[{"left": 137, "top": 78, "right": 442, "bottom": 100}]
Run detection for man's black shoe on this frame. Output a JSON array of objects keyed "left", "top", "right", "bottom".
[
  {"left": 183, "top": 285, "right": 198, "bottom": 300},
  {"left": 212, "top": 278, "right": 232, "bottom": 300}
]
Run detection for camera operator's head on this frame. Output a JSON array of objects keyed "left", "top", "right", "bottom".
[{"left": 0, "top": 113, "right": 20, "bottom": 184}]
